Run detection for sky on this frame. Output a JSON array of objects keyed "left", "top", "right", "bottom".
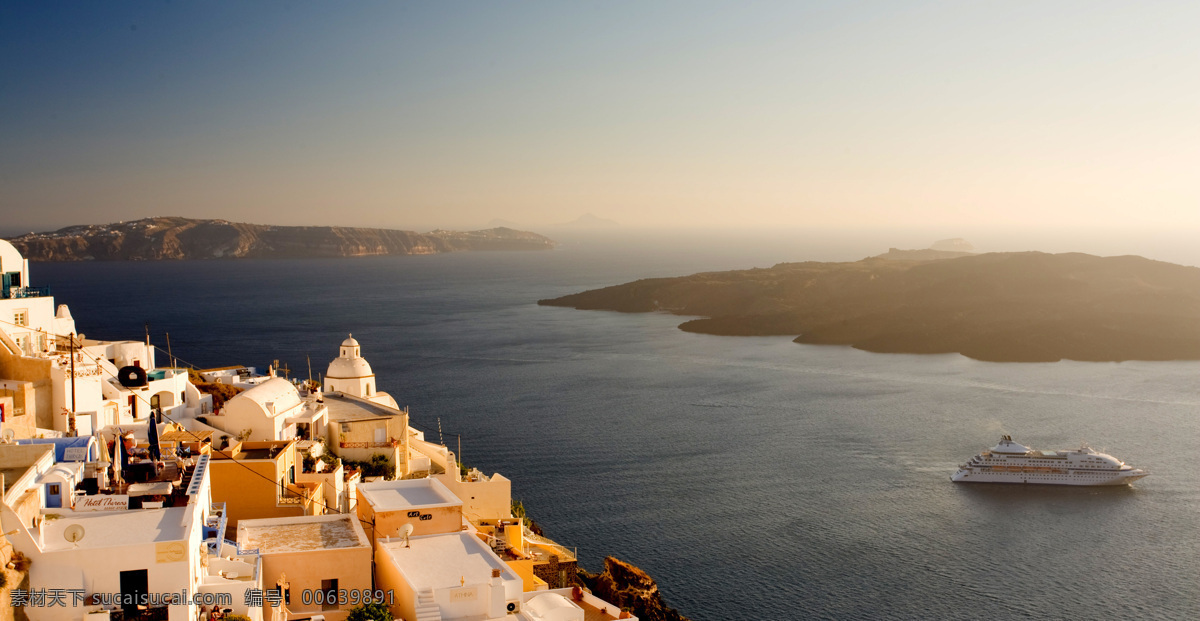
[{"left": 2, "top": 1, "right": 1198, "bottom": 234}]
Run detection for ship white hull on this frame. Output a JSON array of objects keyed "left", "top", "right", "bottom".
[{"left": 952, "top": 468, "right": 1148, "bottom": 486}]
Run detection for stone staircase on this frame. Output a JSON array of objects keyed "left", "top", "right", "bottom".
[{"left": 414, "top": 589, "right": 441, "bottom": 621}]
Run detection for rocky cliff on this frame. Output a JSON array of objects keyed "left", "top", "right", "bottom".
[
  {"left": 7, "top": 217, "right": 554, "bottom": 261},
  {"left": 540, "top": 251, "right": 1200, "bottom": 363},
  {"left": 578, "top": 557, "right": 691, "bottom": 621}
]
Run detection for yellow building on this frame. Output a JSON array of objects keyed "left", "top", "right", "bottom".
[
  {"left": 323, "top": 392, "right": 410, "bottom": 476},
  {"left": 208, "top": 440, "right": 323, "bottom": 534},
  {"left": 356, "top": 478, "right": 463, "bottom": 544},
  {"left": 238, "top": 514, "right": 372, "bottom": 621}
]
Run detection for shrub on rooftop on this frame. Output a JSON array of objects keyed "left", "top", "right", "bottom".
[{"left": 346, "top": 601, "right": 393, "bottom": 621}]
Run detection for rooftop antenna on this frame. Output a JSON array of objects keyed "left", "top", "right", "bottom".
[
  {"left": 437, "top": 417, "right": 444, "bottom": 446},
  {"left": 166, "top": 332, "right": 175, "bottom": 369}
]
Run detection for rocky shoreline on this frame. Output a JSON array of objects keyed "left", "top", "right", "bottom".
[{"left": 578, "top": 557, "right": 691, "bottom": 621}]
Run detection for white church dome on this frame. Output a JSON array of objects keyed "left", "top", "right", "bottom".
[
  {"left": 327, "top": 356, "right": 373, "bottom": 379},
  {"left": 326, "top": 334, "right": 374, "bottom": 379}
]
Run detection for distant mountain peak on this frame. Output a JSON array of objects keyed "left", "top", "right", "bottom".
[{"left": 558, "top": 213, "right": 619, "bottom": 227}]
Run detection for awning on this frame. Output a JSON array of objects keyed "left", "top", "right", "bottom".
[{"left": 127, "top": 481, "right": 174, "bottom": 497}]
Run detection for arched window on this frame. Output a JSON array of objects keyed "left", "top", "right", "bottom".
[{"left": 366, "top": 383, "right": 372, "bottom": 396}]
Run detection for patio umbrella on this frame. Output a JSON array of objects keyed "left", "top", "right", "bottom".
[
  {"left": 95, "top": 431, "right": 110, "bottom": 464},
  {"left": 147, "top": 419, "right": 162, "bottom": 461},
  {"left": 118, "top": 433, "right": 130, "bottom": 477}
]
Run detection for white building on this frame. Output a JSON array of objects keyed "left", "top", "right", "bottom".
[
  {"left": 214, "top": 377, "right": 327, "bottom": 443},
  {"left": 0, "top": 239, "right": 212, "bottom": 438},
  {"left": 517, "top": 589, "right": 639, "bottom": 621},
  {"left": 375, "top": 532, "right": 524, "bottom": 621},
  {"left": 0, "top": 446, "right": 261, "bottom": 621},
  {"left": 0, "top": 240, "right": 75, "bottom": 357}
]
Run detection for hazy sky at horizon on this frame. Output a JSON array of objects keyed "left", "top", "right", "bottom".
[{"left": 3, "top": 1, "right": 1198, "bottom": 233}]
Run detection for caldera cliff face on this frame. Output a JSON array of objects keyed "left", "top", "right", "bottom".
[{"left": 8, "top": 217, "right": 555, "bottom": 261}]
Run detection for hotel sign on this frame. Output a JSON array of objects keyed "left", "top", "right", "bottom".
[
  {"left": 156, "top": 541, "right": 187, "bottom": 563},
  {"left": 76, "top": 495, "right": 129, "bottom": 511}
]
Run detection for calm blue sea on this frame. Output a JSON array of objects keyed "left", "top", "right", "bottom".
[{"left": 36, "top": 231, "right": 1200, "bottom": 620}]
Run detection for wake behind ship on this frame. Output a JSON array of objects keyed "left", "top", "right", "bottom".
[{"left": 952, "top": 436, "right": 1148, "bottom": 486}]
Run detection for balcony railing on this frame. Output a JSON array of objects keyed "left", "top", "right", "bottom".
[
  {"left": 278, "top": 489, "right": 306, "bottom": 505},
  {"left": 339, "top": 441, "right": 398, "bottom": 449},
  {"left": 105, "top": 606, "right": 169, "bottom": 621},
  {"left": 3, "top": 285, "right": 50, "bottom": 299}
]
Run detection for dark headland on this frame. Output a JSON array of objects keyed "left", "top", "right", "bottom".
[
  {"left": 539, "top": 250, "right": 1200, "bottom": 363},
  {"left": 7, "top": 216, "right": 555, "bottom": 261}
]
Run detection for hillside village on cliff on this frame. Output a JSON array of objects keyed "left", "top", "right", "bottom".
[{"left": 0, "top": 240, "right": 655, "bottom": 621}]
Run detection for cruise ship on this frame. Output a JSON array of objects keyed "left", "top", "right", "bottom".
[{"left": 952, "top": 436, "right": 1149, "bottom": 486}]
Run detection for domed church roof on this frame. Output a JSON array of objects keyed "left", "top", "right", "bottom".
[{"left": 327, "top": 334, "right": 374, "bottom": 379}]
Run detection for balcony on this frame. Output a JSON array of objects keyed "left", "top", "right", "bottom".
[
  {"left": 205, "top": 502, "right": 229, "bottom": 542},
  {"left": 2, "top": 285, "right": 50, "bottom": 299},
  {"left": 278, "top": 491, "right": 305, "bottom": 505}
]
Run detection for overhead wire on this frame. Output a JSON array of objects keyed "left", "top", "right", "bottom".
[
  {"left": 0, "top": 316, "right": 378, "bottom": 528},
  {"left": 0, "top": 315, "right": 474, "bottom": 534}
]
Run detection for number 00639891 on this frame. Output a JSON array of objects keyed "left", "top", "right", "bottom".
[{"left": 300, "top": 589, "right": 394, "bottom": 606}]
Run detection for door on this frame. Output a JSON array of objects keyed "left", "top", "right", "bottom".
[
  {"left": 119, "top": 569, "right": 148, "bottom": 613},
  {"left": 45, "top": 483, "right": 61, "bottom": 508}
]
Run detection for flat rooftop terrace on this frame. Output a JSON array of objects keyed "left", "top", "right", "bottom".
[
  {"left": 40, "top": 507, "right": 190, "bottom": 552},
  {"left": 322, "top": 393, "right": 401, "bottom": 421},
  {"left": 238, "top": 514, "right": 368, "bottom": 554},
  {"left": 358, "top": 478, "right": 460, "bottom": 511},
  {"left": 380, "top": 533, "right": 517, "bottom": 592}
]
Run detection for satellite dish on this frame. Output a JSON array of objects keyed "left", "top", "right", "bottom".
[
  {"left": 1, "top": 429, "right": 14, "bottom": 443},
  {"left": 400, "top": 523, "right": 414, "bottom": 547},
  {"left": 64, "top": 524, "right": 86, "bottom": 546}
]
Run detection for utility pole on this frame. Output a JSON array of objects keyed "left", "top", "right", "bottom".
[
  {"left": 68, "top": 332, "right": 77, "bottom": 437},
  {"left": 166, "top": 332, "right": 175, "bottom": 369}
]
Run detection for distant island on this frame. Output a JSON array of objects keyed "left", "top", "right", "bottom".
[
  {"left": 540, "top": 250, "right": 1200, "bottom": 363},
  {"left": 7, "top": 217, "right": 556, "bottom": 261}
]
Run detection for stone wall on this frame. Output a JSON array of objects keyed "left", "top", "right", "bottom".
[
  {"left": 1, "top": 535, "right": 31, "bottom": 621},
  {"left": 532, "top": 554, "right": 579, "bottom": 590}
]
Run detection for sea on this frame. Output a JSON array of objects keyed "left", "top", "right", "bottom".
[{"left": 35, "top": 229, "right": 1200, "bottom": 620}]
